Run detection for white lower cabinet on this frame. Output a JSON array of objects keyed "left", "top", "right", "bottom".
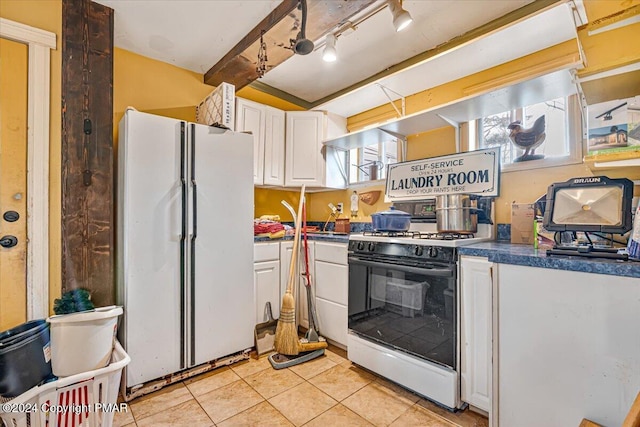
[
  {"left": 314, "top": 241, "right": 348, "bottom": 348},
  {"left": 253, "top": 242, "right": 281, "bottom": 323},
  {"left": 254, "top": 260, "right": 280, "bottom": 323},
  {"left": 460, "top": 255, "right": 493, "bottom": 414},
  {"left": 315, "top": 298, "right": 348, "bottom": 346},
  {"left": 497, "top": 265, "right": 640, "bottom": 427},
  {"left": 258, "top": 239, "right": 348, "bottom": 346},
  {"left": 280, "top": 240, "right": 313, "bottom": 330}
]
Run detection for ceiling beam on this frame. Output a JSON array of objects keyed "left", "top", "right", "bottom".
[
  {"left": 204, "top": 0, "right": 298, "bottom": 87},
  {"left": 204, "top": 0, "right": 376, "bottom": 89}
]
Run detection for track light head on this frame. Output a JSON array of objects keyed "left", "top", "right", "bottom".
[
  {"left": 388, "top": 0, "right": 413, "bottom": 32},
  {"left": 323, "top": 34, "right": 337, "bottom": 62}
]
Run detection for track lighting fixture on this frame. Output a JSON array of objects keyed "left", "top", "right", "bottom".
[
  {"left": 323, "top": 34, "right": 337, "bottom": 62},
  {"left": 388, "top": 0, "right": 413, "bottom": 32}
]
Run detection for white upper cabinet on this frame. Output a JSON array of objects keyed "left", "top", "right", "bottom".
[
  {"left": 236, "top": 98, "right": 264, "bottom": 185},
  {"left": 285, "top": 111, "right": 347, "bottom": 189},
  {"left": 263, "top": 106, "right": 286, "bottom": 186},
  {"left": 235, "top": 98, "right": 285, "bottom": 186}
]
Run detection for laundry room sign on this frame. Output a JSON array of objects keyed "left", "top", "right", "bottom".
[{"left": 385, "top": 147, "right": 500, "bottom": 201}]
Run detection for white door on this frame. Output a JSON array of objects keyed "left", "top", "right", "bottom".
[
  {"left": 285, "top": 111, "right": 324, "bottom": 187},
  {"left": 118, "top": 110, "right": 184, "bottom": 387},
  {"left": 190, "top": 124, "right": 254, "bottom": 366},
  {"left": 235, "top": 98, "right": 264, "bottom": 185}
]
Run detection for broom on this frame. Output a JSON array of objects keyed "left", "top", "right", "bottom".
[{"left": 274, "top": 185, "right": 306, "bottom": 356}]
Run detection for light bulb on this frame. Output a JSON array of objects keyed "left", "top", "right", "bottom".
[
  {"left": 323, "top": 34, "right": 337, "bottom": 62},
  {"left": 389, "top": 0, "right": 413, "bottom": 32}
]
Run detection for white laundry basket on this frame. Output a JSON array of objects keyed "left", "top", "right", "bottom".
[
  {"left": 47, "top": 306, "right": 123, "bottom": 377},
  {"left": 0, "top": 341, "right": 130, "bottom": 427}
]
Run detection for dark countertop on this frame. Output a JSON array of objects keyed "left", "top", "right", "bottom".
[
  {"left": 458, "top": 242, "right": 640, "bottom": 279},
  {"left": 255, "top": 236, "right": 640, "bottom": 278},
  {"left": 254, "top": 233, "right": 350, "bottom": 244}
]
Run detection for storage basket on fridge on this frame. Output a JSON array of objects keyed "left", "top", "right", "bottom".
[{"left": 0, "top": 341, "right": 130, "bottom": 427}]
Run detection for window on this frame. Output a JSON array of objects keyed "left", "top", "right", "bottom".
[
  {"left": 349, "top": 139, "right": 399, "bottom": 184},
  {"left": 472, "top": 95, "right": 583, "bottom": 171}
]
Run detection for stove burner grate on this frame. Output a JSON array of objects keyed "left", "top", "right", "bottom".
[
  {"left": 412, "top": 232, "right": 475, "bottom": 240},
  {"left": 363, "top": 230, "right": 422, "bottom": 238}
]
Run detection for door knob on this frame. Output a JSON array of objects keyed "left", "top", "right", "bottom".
[{"left": 0, "top": 235, "right": 18, "bottom": 248}]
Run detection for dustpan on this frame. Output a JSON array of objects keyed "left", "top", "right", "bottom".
[{"left": 254, "top": 302, "right": 277, "bottom": 356}]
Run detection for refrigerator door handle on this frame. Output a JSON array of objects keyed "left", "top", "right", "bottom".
[
  {"left": 190, "top": 123, "right": 197, "bottom": 367},
  {"left": 179, "top": 121, "right": 187, "bottom": 370}
]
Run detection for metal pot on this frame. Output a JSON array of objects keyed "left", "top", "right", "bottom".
[
  {"left": 371, "top": 206, "right": 411, "bottom": 232},
  {"left": 435, "top": 195, "right": 478, "bottom": 233}
]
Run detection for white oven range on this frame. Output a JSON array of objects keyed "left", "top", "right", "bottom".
[{"left": 347, "top": 221, "right": 493, "bottom": 409}]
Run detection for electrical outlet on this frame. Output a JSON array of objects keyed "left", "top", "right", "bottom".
[{"left": 336, "top": 203, "right": 343, "bottom": 214}]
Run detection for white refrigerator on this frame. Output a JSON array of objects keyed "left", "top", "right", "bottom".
[{"left": 117, "top": 109, "right": 254, "bottom": 390}]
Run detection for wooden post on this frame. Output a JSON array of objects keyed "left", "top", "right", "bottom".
[{"left": 61, "top": 0, "right": 114, "bottom": 306}]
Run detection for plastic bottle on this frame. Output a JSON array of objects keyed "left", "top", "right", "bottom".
[
  {"left": 628, "top": 203, "right": 640, "bottom": 260},
  {"left": 350, "top": 191, "right": 359, "bottom": 217}
]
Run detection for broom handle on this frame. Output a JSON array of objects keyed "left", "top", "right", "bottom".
[{"left": 286, "top": 185, "right": 306, "bottom": 295}]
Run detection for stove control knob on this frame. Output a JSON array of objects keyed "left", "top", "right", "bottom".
[
  {"left": 368, "top": 242, "right": 376, "bottom": 252},
  {"left": 427, "top": 247, "right": 439, "bottom": 258},
  {"left": 414, "top": 246, "right": 423, "bottom": 256},
  {"left": 357, "top": 242, "right": 365, "bottom": 251}
]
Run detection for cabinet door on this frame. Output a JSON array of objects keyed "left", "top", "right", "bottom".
[
  {"left": 315, "top": 261, "right": 348, "bottom": 305},
  {"left": 299, "top": 241, "right": 314, "bottom": 331},
  {"left": 315, "top": 298, "right": 347, "bottom": 347},
  {"left": 280, "top": 241, "right": 311, "bottom": 329},
  {"left": 254, "top": 260, "right": 280, "bottom": 322},
  {"left": 460, "top": 256, "right": 493, "bottom": 413},
  {"left": 285, "top": 111, "right": 324, "bottom": 187},
  {"left": 263, "top": 106, "right": 285, "bottom": 186},
  {"left": 235, "top": 98, "right": 264, "bottom": 185}
]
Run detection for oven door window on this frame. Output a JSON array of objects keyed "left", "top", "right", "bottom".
[{"left": 348, "top": 259, "right": 456, "bottom": 369}]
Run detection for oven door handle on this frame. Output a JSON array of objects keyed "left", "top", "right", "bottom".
[{"left": 348, "top": 257, "right": 454, "bottom": 277}]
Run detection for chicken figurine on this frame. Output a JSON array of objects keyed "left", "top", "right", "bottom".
[{"left": 507, "top": 115, "right": 546, "bottom": 162}]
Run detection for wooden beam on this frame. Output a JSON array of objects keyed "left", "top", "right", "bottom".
[
  {"left": 204, "top": 0, "right": 376, "bottom": 89},
  {"left": 205, "top": 0, "right": 298, "bottom": 82},
  {"left": 62, "top": 0, "right": 115, "bottom": 306}
]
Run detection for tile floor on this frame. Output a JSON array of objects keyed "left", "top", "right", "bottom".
[{"left": 115, "top": 346, "right": 488, "bottom": 427}]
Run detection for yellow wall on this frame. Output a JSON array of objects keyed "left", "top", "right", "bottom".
[
  {"left": 254, "top": 187, "right": 306, "bottom": 221},
  {"left": 0, "top": 0, "right": 63, "bottom": 313},
  {"left": 113, "top": 48, "right": 304, "bottom": 136},
  {"left": 309, "top": 184, "right": 389, "bottom": 223},
  {"left": 407, "top": 127, "right": 456, "bottom": 160}
]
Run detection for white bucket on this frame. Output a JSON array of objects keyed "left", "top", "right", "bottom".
[{"left": 47, "top": 306, "right": 123, "bottom": 377}]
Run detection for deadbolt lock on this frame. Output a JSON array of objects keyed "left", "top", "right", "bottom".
[
  {"left": 3, "top": 211, "right": 19, "bottom": 222},
  {"left": 0, "top": 235, "right": 18, "bottom": 248}
]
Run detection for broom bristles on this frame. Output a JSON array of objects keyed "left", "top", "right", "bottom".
[{"left": 275, "top": 291, "right": 299, "bottom": 355}]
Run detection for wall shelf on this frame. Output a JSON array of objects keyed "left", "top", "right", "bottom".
[{"left": 322, "top": 68, "right": 577, "bottom": 150}]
